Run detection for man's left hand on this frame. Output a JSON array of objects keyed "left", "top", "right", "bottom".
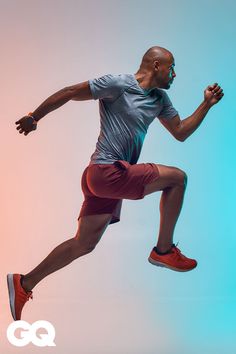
[{"left": 204, "top": 83, "right": 224, "bottom": 107}]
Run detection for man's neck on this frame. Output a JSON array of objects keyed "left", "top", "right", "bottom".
[{"left": 134, "top": 71, "right": 156, "bottom": 90}]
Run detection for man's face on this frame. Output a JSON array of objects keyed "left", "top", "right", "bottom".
[{"left": 154, "top": 56, "right": 176, "bottom": 89}]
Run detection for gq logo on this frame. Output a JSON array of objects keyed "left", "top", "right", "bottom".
[{"left": 7, "top": 320, "right": 56, "bottom": 347}]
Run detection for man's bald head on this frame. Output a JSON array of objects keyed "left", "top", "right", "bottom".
[
  {"left": 135, "top": 46, "right": 176, "bottom": 90},
  {"left": 139, "top": 46, "right": 173, "bottom": 70}
]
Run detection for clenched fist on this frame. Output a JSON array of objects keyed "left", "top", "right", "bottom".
[
  {"left": 204, "top": 83, "right": 224, "bottom": 107},
  {"left": 15, "top": 116, "right": 38, "bottom": 136}
]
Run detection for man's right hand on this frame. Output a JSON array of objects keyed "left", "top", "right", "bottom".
[
  {"left": 204, "top": 83, "right": 224, "bottom": 107},
  {"left": 15, "top": 116, "right": 38, "bottom": 136}
]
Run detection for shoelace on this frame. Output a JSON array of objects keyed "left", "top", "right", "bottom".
[
  {"left": 170, "top": 242, "right": 180, "bottom": 252},
  {"left": 172, "top": 242, "right": 190, "bottom": 261},
  {"left": 171, "top": 242, "right": 183, "bottom": 259}
]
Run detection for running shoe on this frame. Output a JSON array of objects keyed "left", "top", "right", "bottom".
[
  {"left": 7, "top": 274, "right": 33, "bottom": 320},
  {"left": 148, "top": 244, "right": 197, "bottom": 272}
]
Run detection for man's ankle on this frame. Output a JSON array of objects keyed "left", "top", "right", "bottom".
[
  {"left": 155, "top": 245, "right": 172, "bottom": 255},
  {"left": 20, "top": 275, "right": 32, "bottom": 293}
]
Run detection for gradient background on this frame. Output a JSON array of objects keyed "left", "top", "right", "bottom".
[{"left": 1, "top": 0, "right": 235, "bottom": 353}]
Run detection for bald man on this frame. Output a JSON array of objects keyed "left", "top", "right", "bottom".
[{"left": 8, "top": 46, "right": 224, "bottom": 321}]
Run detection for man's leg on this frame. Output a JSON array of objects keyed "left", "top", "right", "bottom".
[
  {"left": 21, "top": 213, "right": 113, "bottom": 292},
  {"left": 143, "top": 164, "right": 187, "bottom": 253}
]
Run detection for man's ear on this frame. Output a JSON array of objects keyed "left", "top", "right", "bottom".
[{"left": 153, "top": 60, "right": 160, "bottom": 71}]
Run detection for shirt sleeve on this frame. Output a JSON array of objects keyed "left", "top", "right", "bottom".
[
  {"left": 158, "top": 90, "right": 178, "bottom": 120},
  {"left": 88, "top": 74, "right": 122, "bottom": 101}
]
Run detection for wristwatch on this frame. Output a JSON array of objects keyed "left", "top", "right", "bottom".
[{"left": 27, "top": 112, "right": 38, "bottom": 124}]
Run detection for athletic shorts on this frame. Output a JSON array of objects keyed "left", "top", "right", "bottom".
[{"left": 77, "top": 160, "right": 160, "bottom": 225}]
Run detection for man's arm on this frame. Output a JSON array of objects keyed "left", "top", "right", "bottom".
[
  {"left": 158, "top": 83, "right": 224, "bottom": 142},
  {"left": 31, "top": 81, "right": 92, "bottom": 122},
  {"left": 15, "top": 81, "right": 93, "bottom": 135}
]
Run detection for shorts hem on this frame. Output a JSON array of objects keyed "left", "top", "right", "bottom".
[{"left": 139, "top": 163, "right": 160, "bottom": 199}]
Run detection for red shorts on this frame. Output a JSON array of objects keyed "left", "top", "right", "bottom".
[{"left": 78, "top": 160, "right": 160, "bottom": 225}]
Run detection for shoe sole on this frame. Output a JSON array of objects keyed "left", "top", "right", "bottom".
[
  {"left": 148, "top": 257, "right": 197, "bottom": 272},
  {"left": 7, "top": 274, "right": 16, "bottom": 321}
]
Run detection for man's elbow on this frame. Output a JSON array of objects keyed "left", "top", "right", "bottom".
[
  {"left": 176, "top": 133, "right": 186, "bottom": 142},
  {"left": 175, "top": 124, "right": 186, "bottom": 142}
]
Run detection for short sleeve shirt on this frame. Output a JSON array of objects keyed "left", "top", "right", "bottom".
[{"left": 88, "top": 74, "right": 178, "bottom": 165}]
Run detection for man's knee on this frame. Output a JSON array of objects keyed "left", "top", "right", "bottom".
[
  {"left": 71, "top": 237, "right": 98, "bottom": 259},
  {"left": 155, "top": 164, "right": 187, "bottom": 187},
  {"left": 175, "top": 168, "right": 187, "bottom": 188},
  {"left": 143, "top": 165, "right": 188, "bottom": 196},
  {"left": 72, "top": 214, "right": 112, "bottom": 258},
  {"left": 77, "top": 241, "right": 97, "bottom": 254}
]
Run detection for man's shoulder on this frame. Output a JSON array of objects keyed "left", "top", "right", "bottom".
[
  {"left": 91, "top": 73, "right": 139, "bottom": 92},
  {"left": 103, "top": 73, "right": 134, "bottom": 86},
  {"left": 88, "top": 73, "right": 135, "bottom": 101}
]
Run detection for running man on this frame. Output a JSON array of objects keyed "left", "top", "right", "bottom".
[{"left": 8, "top": 46, "right": 224, "bottom": 321}]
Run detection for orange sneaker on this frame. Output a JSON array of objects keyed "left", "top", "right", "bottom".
[
  {"left": 7, "top": 274, "right": 33, "bottom": 321},
  {"left": 148, "top": 244, "right": 197, "bottom": 272}
]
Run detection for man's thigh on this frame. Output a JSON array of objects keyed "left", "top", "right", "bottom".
[
  {"left": 86, "top": 161, "right": 161, "bottom": 200},
  {"left": 143, "top": 164, "right": 187, "bottom": 197}
]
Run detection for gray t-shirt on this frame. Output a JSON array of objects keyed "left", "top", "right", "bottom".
[{"left": 89, "top": 73, "right": 178, "bottom": 165}]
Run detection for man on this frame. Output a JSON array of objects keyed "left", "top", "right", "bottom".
[{"left": 7, "top": 46, "right": 224, "bottom": 321}]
